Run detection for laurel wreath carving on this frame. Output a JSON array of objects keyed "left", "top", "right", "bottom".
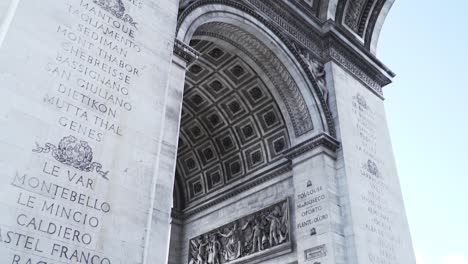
[{"left": 33, "top": 136, "right": 109, "bottom": 180}]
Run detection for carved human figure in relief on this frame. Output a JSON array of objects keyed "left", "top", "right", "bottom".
[
  {"left": 189, "top": 236, "right": 209, "bottom": 264},
  {"left": 218, "top": 221, "right": 248, "bottom": 261},
  {"left": 207, "top": 234, "right": 221, "bottom": 264},
  {"left": 266, "top": 209, "right": 281, "bottom": 247},
  {"left": 301, "top": 52, "right": 329, "bottom": 104},
  {"left": 266, "top": 205, "right": 289, "bottom": 247},
  {"left": 251, "top": 217, "right": 264, "bottom": 253},
  {"left": 242, "top": 216, "right": 263, "bottom": 254},
  {"left": 279, "top": 202, "right": 289, "bottom": 243}
]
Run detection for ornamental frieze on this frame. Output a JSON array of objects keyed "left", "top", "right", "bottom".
[{"left": 188, "top": 200, "right": 290, "bottom": 264}]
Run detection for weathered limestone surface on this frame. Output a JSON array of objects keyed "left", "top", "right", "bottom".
[
  {"left": 0, "top": 0, "right": 179, "bottom": 263},
  {"left": 291, "top": 149, "right": 345, "bottom": 264},
  {"left": 0, "top": 0, "right": 17, "bottom": 46},
  {"left": 145, "top": 54, "right": 188, "bottom": 264},
  {"left": 327, "top": 62, "right": 416, "bottom": 264}
]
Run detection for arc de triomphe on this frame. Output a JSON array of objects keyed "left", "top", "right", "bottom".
[{"left": 0, "top": 0, "right": 415, "bottom": 263}]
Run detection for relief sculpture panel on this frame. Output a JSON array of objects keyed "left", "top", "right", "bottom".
[{"left": 188, "top": 200, "right": 290, "bottom": 264}]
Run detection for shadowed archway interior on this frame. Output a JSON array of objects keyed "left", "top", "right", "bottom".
[{"left": 174, "top": 39, "right": 291, "bottom": 210}]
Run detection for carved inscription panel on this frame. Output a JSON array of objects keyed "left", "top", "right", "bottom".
[
  {"left": 295, "top": 179, "right": 329, "bottom": 235},
  {"left": 332, "top": 63, "right": 416, "bottom": 264},
  {"left": 0, "top": 0, "right": 177, "bottom": 263},
  {"left": 351, "top": 93, "right": 399, "bottom": 264}
]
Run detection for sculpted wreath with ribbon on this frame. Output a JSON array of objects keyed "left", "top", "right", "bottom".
[
  {"left": 93, "top": 0, "right": 138, "bottom": 28},
  {"left": 33, "top": 135, "right": 109, "bottom": 180}
]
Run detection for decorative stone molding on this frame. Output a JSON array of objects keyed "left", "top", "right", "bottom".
[
  {"left": 364, "top": 0, "right": 387, "bottom": 50},
  {"left": 336, "top": 0, "right": 387, "bottom": 45},
  {"left": 177, "top": 0, "right": 394, "bottom": 99},
  {"left": 323, "top": 37, "right": 387, "bottom": 97},
  {"left": 284, "top": 133, "right": 340, "bottom": 160},
  {"left": 174, "top": 132, "right": 341, "bottom": 218},
  {"left": 188, "top": 199, "right": 291, "bottom": 264},
  {"left": 182, "top": 161, "right": 292, "bottom": 218},
  {"left": 289, "top": 0, "right": 322, "bottom": 19},
  {"left": 174, "top": 39, "right": 201, "bottom": 65}
]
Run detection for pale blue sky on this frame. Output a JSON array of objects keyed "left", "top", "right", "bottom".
[{"left": 379, "top": 1, "right": 468, "bottom": 263}]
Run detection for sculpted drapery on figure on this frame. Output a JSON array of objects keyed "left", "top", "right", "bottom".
[
  {"left": 188, "top": 200, "right": 290, "bottom": 264},
  {"left": 218, "top": 221, "right": 247, "bottom": 261},
  {"left": 300, "top": 52, "right": 329, "bottom": 104}
]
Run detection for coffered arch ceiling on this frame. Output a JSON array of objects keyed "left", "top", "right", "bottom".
[
  {"left": 175, "top": 38, "right": 291, "bottom": 210},
  {"left": 174, "top": 4, "right": 342, "bottom": 213},
  {"left": 173, "top": 0, "right": 395, "bottom": 213}
]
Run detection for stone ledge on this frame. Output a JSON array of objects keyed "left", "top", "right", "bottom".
[
  {"left": 174, "top": 39, "right": 200, "bottom": 64},
  {"left": 284, "top": 133, "right": 341, "bottom": 161},
  {"left": 182, "top": 161, "right": 292, "bottom": 218}
]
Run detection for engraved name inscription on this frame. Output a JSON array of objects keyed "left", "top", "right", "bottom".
[
  {"left": 2, "top": 0, "right": 147, "bottom": 262},
  {"left": 352, "top": 93, "right": 402, "bottom": 264}
]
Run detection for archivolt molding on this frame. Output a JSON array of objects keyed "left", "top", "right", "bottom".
[
  {"left": 176, "top": 0, "right": 394, "bottom": 98},
  {"left": 366, "top": 0, "right": 395, "bottom": 53},
  {"left": 335, "top": 0, "right": 393, "bottom": 53},
  {"left": 289, "top": 0, "right": 322, "bottom": 18}
]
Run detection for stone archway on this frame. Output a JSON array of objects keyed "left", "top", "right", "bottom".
[
  {"left": 175, "top": 37, "right": 292, "bottom": 210},
  {"left": 168, "top": 7, "right": 336, "bottom": 263},
  {"left": 169, "top": 31, "right": 297, "bottom": 264},
  {"left": 176, "top": 2, "right": 335, "bottom": 140}
]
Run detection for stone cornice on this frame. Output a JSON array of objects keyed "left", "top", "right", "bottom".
[
  {"left": 173, "top": 39, "right": 200, "bottom": 64},
  {"left": 178, "top": 133, "right": 340, "bottom": 218},
  {"left": 171, "top": 209, "right": 184, "bottom": 222},
  {"left": 288, "top": 0, "right": 321, "bottom": 20},
  {"left": 323, "top": 33, "right": 389, "bottom": 98},
  {"left": 267, "top": 1, "right": 394, "bottom": 97},
  {"left": 365, "top": 0, "right": 387, "bottom": 50},
  {"left": 181, "top": 160, "right": 292, "bottom": 219},
  {"left": 284, "top": 133, "right": 341, "bottom": 160}
]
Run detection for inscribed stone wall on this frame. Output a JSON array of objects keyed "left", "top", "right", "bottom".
[
  {"left": 0, "top": 0, "right": 178, "bottom": 263},
  {"left": 328, "top": 63, "right": 416, "bottom": 264},
  {"left": 290, "top": 150, "right": 345, "bottom": 264}
]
